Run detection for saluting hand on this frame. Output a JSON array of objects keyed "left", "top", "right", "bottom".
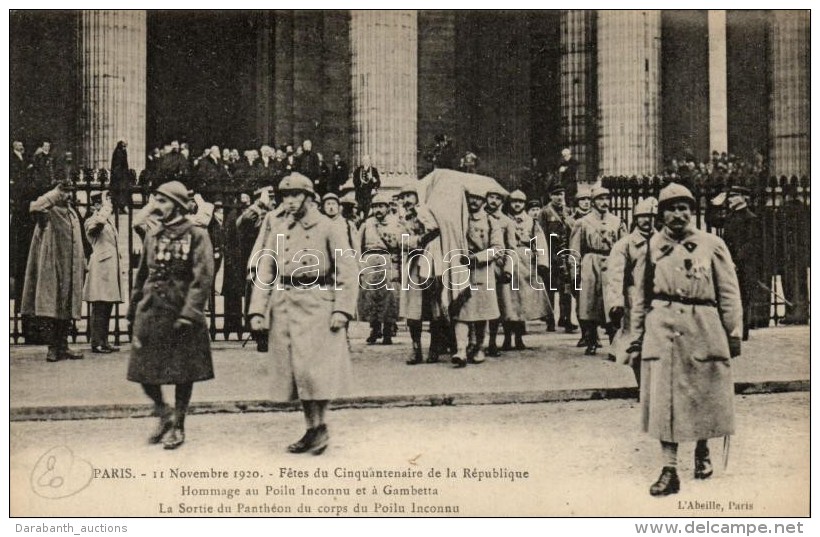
[{"left": 330, "top": 312, "right": 349, "bottom": 332}]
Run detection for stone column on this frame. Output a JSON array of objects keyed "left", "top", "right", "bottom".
[
  {"left": 769, "top": 10, "right": 810, "bottom": 178},
  {"left": 350, "top": 10, "right": 417, "bottom": 187},
  {"left": 560, "top": 10, "right": 597, "bottom": 182},
  {"left": 596, "top": 10, "right": 661, "bottom": 177},
  {"left": 79, "top": 10, "right": 146, "bottom": 171},
  {"left": 708, "top": 10, "right": 728, "bottom": 154}
]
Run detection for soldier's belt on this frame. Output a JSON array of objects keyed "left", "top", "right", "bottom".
[
  {"left": 583, "top": 248, "right": 611, "bottom": 256},
  {"left": 279, "top": 275, "right": 329, "bottom": 288},
  {"left": 652, "top": 294, "right": 717, "bottom": 307}
]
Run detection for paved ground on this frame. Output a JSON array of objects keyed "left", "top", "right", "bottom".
[
  {"left": 10, "top": 392, "right": 809, "bottom": 517},
  {"left": 10, "top": 324, "right": 809, "bottom": 420}
]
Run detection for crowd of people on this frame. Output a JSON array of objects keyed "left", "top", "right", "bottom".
[{"left": 8, "top": 136, "right": 784, "bottom": 495}]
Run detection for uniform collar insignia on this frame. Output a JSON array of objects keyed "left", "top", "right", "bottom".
[{"left": 683, "top": 241, "right": 698, "bottom": 252}]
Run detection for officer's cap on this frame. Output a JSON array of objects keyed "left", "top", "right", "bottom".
[
  {"left": 398, "top": 183, "right": 418, "bottom": 197},
  {"left": 728, "top": 185, "right": 751, "bottom": 196},
  {"left": 526, "top": 200, "right": 542, "bottom": 210},
  {"left": 549, "top": 184, "right": 566, "bottom": 195},
  {"left": 509, "top": 189, "right": 527, "bottom": 202},
  {"left": 485, "top": 184, "right": 509, "bottom": 199},
  {"left": 278, "top": 173, "right": 314, "bottom": 195},
  {"left": 633, "top": 197, "right": 658, "bottom": 217},
  {"left": 658, "top": 182, "right": 696, "bottom": 209},
  {"left": 321, "top": 193, "right": 340, "bottom": 204},
  {"left": 154, "top": 181, "right": 191, "bottom": 211}
]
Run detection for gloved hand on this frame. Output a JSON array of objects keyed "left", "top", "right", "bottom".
[
  {"left": 249, "top": 314, "right": 266, "bottom": 332},
  {"left": 728, "top": 336, "right": 741, "bottom": 358},
  {"left": 173, "top": 318, "right": 193, "bottom": 330},
  {"left": 609, "top": 306, "right": 625, "bottom": 327}
]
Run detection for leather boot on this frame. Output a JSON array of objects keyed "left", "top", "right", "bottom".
[
  {"left": 694, "top": 446, "right": 713, "bottom": 480},
  {"left": 366, "top": 322, "right": 382, "bottom": 344},
  {"left": 426, "top": 324, "right": 441, "bottom": 363},
  {"left": 287, "top": 428, "right": 316, "bottom": 453},
  {"left": 500, "top": 326, "right": 513, "bottom": 351},
  {"left": 46, "top": 346, "right": 63, "bottom": 363},
  {"left": 545, "top": 315, "right": 556, "bottom": 332},
  {"left": 406, "top": 339, "right": 423, "bottom": 365},
  {"left": 584, "top": 324, "right": 599, "bottom": 355},
  {"left": 149, "top": 406, "right": 174, "bottom": 444},
  {"left": 163, "top": 412, "right": 186, "bottom": 450},
  {"left": 309, "top": 424, "right": 329, "bottom": 455},
  {"left": 576, "top": 322, "right": 589, "bottom": 348},
  {"left": 649, "top": 466, "right": 680, "bottom": 496}
]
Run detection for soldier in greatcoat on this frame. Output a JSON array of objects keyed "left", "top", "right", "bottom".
[
  {"left": 629, "top": 183, "right": 742, "bottom": 496},
  {"left": 604, "top": 196, "right": 657, "bottom": 382},
  {"left": 483, "top": 186, "right": 516, "bottom": 356},
  {"left": 451, "top": 187, "right": 508, "bottom": 368},
  {"left": 21, "top": 182, "right": 86, "bottom": 361},
  {"left": 570, "top": 185, "right": 627, "bottom": 355},
  {"left": 539, "top": 184, "right": 578, "bottom": 333},
  {"left": 504, "top": 190, "right": 550, "bottom": 348},
  {"left": 248, "top": 173, "right": 358, "bottom": 455},
  {"left": 357, "top": 192, "right": 404, "bottom": 345},
  {"left": 83, "top": 192, "right": 125, "bottom": 353},
  {"left": 398, "top": 185, "right": 445, "bottom": 365},
  {"left": 127, "top": 181, "right": 214, "bottom": 450}
]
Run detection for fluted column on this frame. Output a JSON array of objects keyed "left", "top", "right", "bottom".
[
  {"left": 708, "top": 10, "right": 728, "bottom": 154},
  {"left": 596, "top": 10, "right": 661, "bottom": 177},
  {"left": 770, "top": 10, "right": 810, "bottom": 178},
  {"left": 79, "top": 10, "right": 146, "bottom": 171},
  {"left": 560, "top": 10, "right": 597, "bottom": 182},
  {"left": 350, "top": 10, "right": 417, "bottom": 187}
]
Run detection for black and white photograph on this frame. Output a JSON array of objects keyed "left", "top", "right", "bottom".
[{"left": 6, "top": 6, "right": 812, "bottom": 524}]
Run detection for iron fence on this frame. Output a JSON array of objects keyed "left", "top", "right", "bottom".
[{"left": 9, "top": 172, "right": 811, "bottom": 344}]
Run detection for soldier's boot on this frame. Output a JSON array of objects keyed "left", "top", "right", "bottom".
[
  {"left": 163, "top": 411, "right": 186, "bottom": 450},
  {"left": 366, "top": 322, "right": 382, "bottom": 344},
  {"left": 559, "top": 292, "right": 577, "bottom": 332},
  {"left": 149, "top": 405, "right": 174, "bottom": 444},
  {"left": 46, "top": 346, "right": 63, "bottom": 363},
  {"left": 382, "top": 333, "right": 393, "bottom": 345},
  {"left": 649, "top": 467, "right": 680, "bottom": 496},
  {"left": 406, "top": 321, "right": 423, "bottom": 365},
  {"left": 576, "top": 322, "right": 589, "bottom": 348},
  {"left": 486, "top": 319, "right": 501, "bottom": 357},
  {"left": 545, "top": 313, "right": 556, "bottom": 332},
  {"left": 584, "top": 323, "right": 600, "bottom": 356},
  {"left": 308, "top": 424, "right": 329, "bottom": 455},
  {"left": 57, "top": 320, "right": 83, "bottom": 360},
  {"left": 500, "top": 322, "right": 513, "bottom": 351},
  {"left": 514, "top": 322, "right": 527, "bottom": 350},
  {"left": 694, "top": 441, "right": 713, "bottom": 480}
]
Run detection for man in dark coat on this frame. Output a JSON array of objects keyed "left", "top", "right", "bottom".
[
  {"left": 557, "top": 147, "right": 579, "bottom": 206},
  {"left": 353, "top": 154, "right": 380, "bottom": 218},
  {"left": 127, "top": 181, "right": 214, "bottom": 450},
  {"left": 328, "top": 151, "right": 349, "bottom": 195},
  {"left": 21, "top": 182, "right": 86, "bottom": 361},
  {"left": 11, "top": 140, "right": 34, "bottom": 307},
  {"left": 110, "top": 140, "right": 130, "bottom": 211},
  {"left": 193, "top": 145, "right": 228, "bottom": 199},
  {"left": 297, "top": 139, "right": 321, "bottom": 184},
  {"left": 156, "top": 141, "right": 191, "bottom": 187},
  {"left": 31, "top": 140, "right": 54, "bottom": 193},
  {"left": 722, "top": 185, "right": 762, "bottom": 340}
]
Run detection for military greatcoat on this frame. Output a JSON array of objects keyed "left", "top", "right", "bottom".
[
  {"left": 248, "top": 205, "right": 358, "bottom": 401},
  {"left": 127, "top": 218, "right": 214, "bottom": 385},
  {"left": 630, "top": 225, "right": 742, "bottom": 442},
  {"left": 570, "top": 210, "right": 627, "bottom": 323}
]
